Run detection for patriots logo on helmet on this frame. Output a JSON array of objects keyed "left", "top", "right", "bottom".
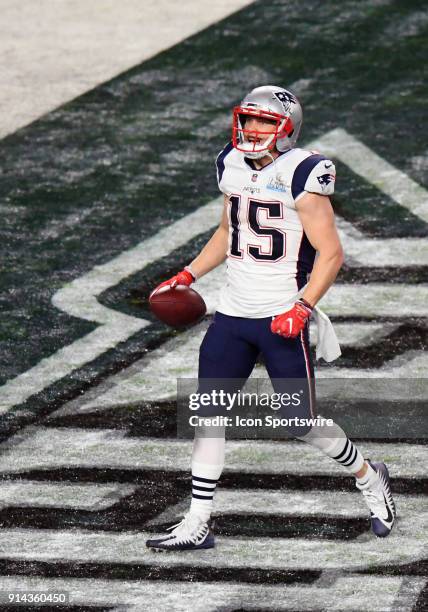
[
  {"left": 232, "top": 85, "right": 303, "bottom": 157},
  {"left": 317, "top": 173, "right": 335, "bottom": 187},
  {"left": 274, "top": 91, "right": 297, "bottom": 112}
]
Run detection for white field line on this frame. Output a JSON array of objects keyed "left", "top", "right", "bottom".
[
  {"left": 311, "top": 128, "right": 428, "bottom": 223},
  {"left": 0, "top": 429, "right": 425, "bottom": 478},
  {"left": 51, "top": 198, "right": 222, "bottom": 324},
  {"left": 0, "top": 481, "right": 135, "bottom": 511},
  {"left": 0, "top": 0, "right": 255, "bottom": 139},
  {"left": 150, "top": 490, "right": 418, "bottom": 522},
  {"left": 336, "top": 216, "right": 428, "bottom": 267},
  {"left": 0, "top": 515, "right": 425, "bottom": 570},
  {"left": 0, "top": 198, "right": 222, "bottom": 414},
  {"left": 0, "top": 574, "right": 418, "bottom": 612},
  {"left": 1, "top": 130, "right": 427, "bottom": 414}
]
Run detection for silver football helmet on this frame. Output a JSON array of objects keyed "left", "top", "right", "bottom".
[{"left": 232, "top": 85, "right": 303, "bottom": 159}]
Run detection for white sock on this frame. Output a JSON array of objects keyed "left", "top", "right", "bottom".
[
  {"left": 356, "top": 462, "right": 377, "bottom": 487},
  {"left": 189, "top": 434, "right": 225, "bottom": 522},
  {"left": 297, "top": 417, "right": 365, "bottom": 474}
]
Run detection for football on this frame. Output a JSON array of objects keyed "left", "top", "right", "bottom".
[{"left": 149, "top": 284, "right": 207, "bottom": 327}]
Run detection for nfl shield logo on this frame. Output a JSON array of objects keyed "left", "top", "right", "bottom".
[{"left": 252, "top": 173, "right": 258, "bottom": 182}]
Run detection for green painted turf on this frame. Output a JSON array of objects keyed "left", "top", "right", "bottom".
[{"left": 0, "top": 0, "right": 427, "bottom": 386}]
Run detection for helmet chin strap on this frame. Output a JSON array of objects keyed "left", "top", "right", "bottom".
[
  {"left": 248, "top": 149, "right": 279, "bottom": 174},
  {"left": 264, "top": 151, "right": 280, "bottom": 179},
  {"left": 241, "top": 134, "right": 280, "bottom": 174}
]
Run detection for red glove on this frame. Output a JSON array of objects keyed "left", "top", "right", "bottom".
[
  {"left": 271, "top": 299, "right": 313, "bottom": 338},
  {"left": 150, "top": 267, "right": 195, "bottom": 297}
]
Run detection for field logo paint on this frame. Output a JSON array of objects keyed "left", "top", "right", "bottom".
[{"left": 0, "top": 129, "right": 427, "bottom": 414}]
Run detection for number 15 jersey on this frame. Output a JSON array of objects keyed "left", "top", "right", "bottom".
[{"left": 215, "top": 143, "right": 336, "bottom": 318}]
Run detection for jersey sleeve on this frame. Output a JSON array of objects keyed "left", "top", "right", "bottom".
[
  {"left": 215, "top": 142, "right": 234, "bottom": 194},
  {"left": 291, "top": 153, "right": 336, "bottom": 205},
  {"left": 304, "top": 159, "right": 336, "bottom": 195}
]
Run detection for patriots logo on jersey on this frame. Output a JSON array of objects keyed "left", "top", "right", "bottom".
[{"left": 317, "top": 173, "right": 335, "bottom": 188}]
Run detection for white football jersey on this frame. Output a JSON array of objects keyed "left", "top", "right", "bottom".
[{"left": 215, "top": 143, "right": 336, "bottom": 318}]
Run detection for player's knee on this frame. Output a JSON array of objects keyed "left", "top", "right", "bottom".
[
  {"left": 285, "top": 422, "right": 312, "bottom": 437},
  {"left": 295, "top": 417, "right": 347, "bottom": 454}
]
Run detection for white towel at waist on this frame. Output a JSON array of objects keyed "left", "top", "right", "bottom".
[
  {"left": 283, "top": 286, "right": 341, "bottom": 363},
  {"left": 312, "top": 306, "right": 341, "bottom": 363}
]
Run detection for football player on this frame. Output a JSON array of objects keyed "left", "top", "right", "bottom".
[{"left": 146, "top": 86, "right": 396, "bottom": 551}]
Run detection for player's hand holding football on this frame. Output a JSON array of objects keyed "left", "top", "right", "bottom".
[
  {"left": 150, "top": 267, "right": 196, "bottom": 296},
  {"left": 271, "top": 299, "right": 313, "bottom": 338}
]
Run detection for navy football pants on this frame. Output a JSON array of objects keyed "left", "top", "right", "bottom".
[{"left": 198, "top": 312, "right": 315, "bottom": 434}]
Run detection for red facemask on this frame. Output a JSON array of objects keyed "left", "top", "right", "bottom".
[{"left": 232, "top": 106, "right": 294, "bottom": 155}]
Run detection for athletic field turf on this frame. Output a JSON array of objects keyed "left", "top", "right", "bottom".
[{"left": 0, "top": 1, "right": 427, "bottom": 610}]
